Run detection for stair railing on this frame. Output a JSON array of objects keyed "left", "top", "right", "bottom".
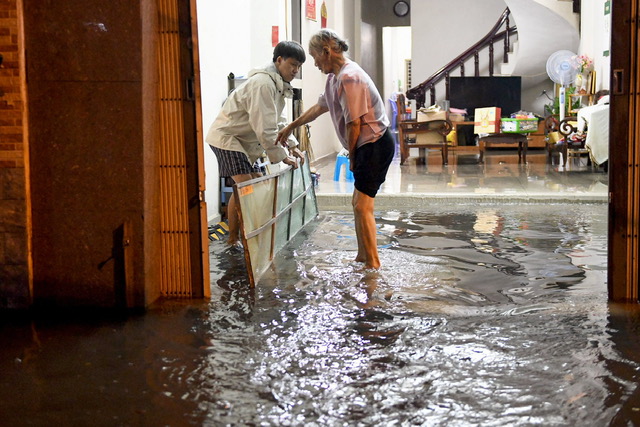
[{"left": 407, "top": 8, "right": 518, "bottom": 108}]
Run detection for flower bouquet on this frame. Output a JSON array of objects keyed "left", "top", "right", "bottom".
[{"left": 572, "top": 54, "right": 593, "bottom": 73}]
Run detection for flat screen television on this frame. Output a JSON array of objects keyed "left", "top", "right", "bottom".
[{"left": 449, "top": 76, "right": 522, "bottom": 120}]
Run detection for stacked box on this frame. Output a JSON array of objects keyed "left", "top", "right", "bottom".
[
  {"left": 415, "top": 110, "right": 448, "bottom": 144},
  {"left": 474, "top": 107, "right": 501, "bottom": 134},
  {"left": 449, "top": 112, "right": 466, "bottom": 122},
  {"left": 500, "top": 118, "right": 539, "bottom": 133}
]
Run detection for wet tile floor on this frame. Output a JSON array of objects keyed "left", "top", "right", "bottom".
[
  {"left": 312, "top": 148, "right": 608, "bottom": 209},
  {"left": 3, "top": 148, "right": 632, "bottom": 426}
]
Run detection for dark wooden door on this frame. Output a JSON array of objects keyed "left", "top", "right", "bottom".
[{"left": 608, "top": 0, "right": 640, "bottom": 302}]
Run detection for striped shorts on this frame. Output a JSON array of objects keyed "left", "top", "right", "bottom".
[{"left": 210, "top": 146, "right": 265, "bottom": 177}]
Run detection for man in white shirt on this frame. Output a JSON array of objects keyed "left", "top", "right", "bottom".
[{"left": 206, "top": 41, "right": 306, "bottom": 247}]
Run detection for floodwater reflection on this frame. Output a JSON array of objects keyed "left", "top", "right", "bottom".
[{"left": 2, "top": 203, "right": 640, "bottom": 426}]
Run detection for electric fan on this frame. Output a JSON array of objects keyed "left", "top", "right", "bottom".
[{"left": 546, "top": 50, "right": 578, "bottom": 121}]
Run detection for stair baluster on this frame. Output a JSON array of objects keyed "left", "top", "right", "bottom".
[{"left": 504, "top": 15, "right": 511, "bottom": 63}]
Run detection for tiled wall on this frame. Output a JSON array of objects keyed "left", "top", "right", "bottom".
[{"left": 0, "top": 0, "right": 31, "bottom": 309}]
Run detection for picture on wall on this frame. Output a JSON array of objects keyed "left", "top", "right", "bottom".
[{"left": 306, "top": 0, "right": 316, "bottom": 21}]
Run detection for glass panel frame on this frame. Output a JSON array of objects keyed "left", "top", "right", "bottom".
[{"left": 234, "top": 155, "right": 318, "bottom": 287}]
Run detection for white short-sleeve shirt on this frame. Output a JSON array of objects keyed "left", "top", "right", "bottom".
[{"left": 318, "top": 60, "right": 389, "bottom": 149}]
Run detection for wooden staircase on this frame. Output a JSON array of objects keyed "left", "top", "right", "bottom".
[
  {"left": 407, "top": 8, "right": 517, "bottom": 108},
  {"left": 407, "top": 0, "right": 580, "bottom": 109}
]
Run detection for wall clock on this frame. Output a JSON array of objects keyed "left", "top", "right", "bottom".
[{"left": 393, "top": 1, "right": 410, "bottom": 17}]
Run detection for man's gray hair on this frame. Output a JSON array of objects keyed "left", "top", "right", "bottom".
[{"left": 309, "top": 29, "right": 349, "bottom": 54}]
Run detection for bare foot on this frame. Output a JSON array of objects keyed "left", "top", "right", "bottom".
[
  {"left": 226, "top": 239, "right": 243, "bottom": 252},
  {"left": 364, "top": 261, "right": 380, "bottom": 270}
]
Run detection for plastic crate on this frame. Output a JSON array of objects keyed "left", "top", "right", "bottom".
[{"left": 500, "top": 118, "right": 539, "bottom": 133}]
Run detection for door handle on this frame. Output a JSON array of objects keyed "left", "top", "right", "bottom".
[
  {"left": 613, "top": 69, "right": 624, "bottom": 95},
  {"left": 185, "top": 77, "right": 195, "bottom": 101}
]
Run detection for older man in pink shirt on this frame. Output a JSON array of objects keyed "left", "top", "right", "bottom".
[{"left": 277, "top": 30, "right": 394, "bottom": 270}]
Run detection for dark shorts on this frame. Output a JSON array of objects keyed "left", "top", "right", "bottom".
[
  {"left": 210, "top": 145, "right": 265, "bottom": 178},
  {"left": 353, "top": 128, "right": 395, "bottom": 198}
]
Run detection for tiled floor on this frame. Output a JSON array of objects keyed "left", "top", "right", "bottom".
[{"left": 312, "top": 144, "right": 608, "bottom": 210}]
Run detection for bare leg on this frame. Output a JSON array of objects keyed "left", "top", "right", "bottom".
[
  {"left": 227, "top": 173, "right": 258, "bottom": 245},
  {"left": 352, "top": 189, "right": 380, "bottom": 269},
  {"left": 352, "top": 192, "right": 366, "bottom": 263}
]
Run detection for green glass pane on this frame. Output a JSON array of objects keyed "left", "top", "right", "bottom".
[
  {"left": 237, "top": 180, "right": 275, "bottom": 234},
  {"left": 246, "top": 226, "right": 273, "bottom": 283},
  {"left": 276, "top": 171, "right": 291, "bottom": 214},
  {"left": 290, "top": 198, "right": 304, "bottom": 235},
  {"left": 301, "top": 159, "right": 311, "bottom": 189},
  {"left": 274, "top": 213, "right": 290, "bottom": 253},
  {"left": 291, "top": 164, "right": 304, "bottom": 199},
  {"left": 304, "top": 191, "right": 318, "bottom": 226}
]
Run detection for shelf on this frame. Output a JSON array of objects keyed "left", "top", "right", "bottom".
[{"left": 569, "top": 94, "right": 595, "bottom": 115}]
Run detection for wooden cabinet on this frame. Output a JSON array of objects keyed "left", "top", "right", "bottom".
[{"left": 526, "top": 120, "right": 547, "bottom": 149}]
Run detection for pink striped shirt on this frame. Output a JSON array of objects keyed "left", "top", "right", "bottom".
[{"left": 318, "top": 60, "right": 389, "bottom": 149}]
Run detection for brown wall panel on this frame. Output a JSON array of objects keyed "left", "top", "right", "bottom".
[
  {"left": 0, "top": 0, "right": 32, "bottom": 309},
  {"left": 24, "top": 1, "right": 141, "bottom": 83},
  {"left": 24, "top": 0, "right": 161, "bottom": 308}
]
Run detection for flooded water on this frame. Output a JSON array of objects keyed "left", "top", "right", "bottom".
[{"left": 2, "top": 203, "right": 640, "bottom": 426}]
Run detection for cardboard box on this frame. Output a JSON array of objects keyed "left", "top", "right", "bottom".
[
  {"left": 415, "top": 110, "right": 448, "bottom": 145},
  {"left": 417, "top": 110, "right": 447, "bottom": 122},
  {"left": 474, "top": 107, "right": 501, "bottom": 134},
  {"left": 500, "top": 118, "right": 539, "bottom": 133},
  {"left": 449, "top": 113, "right": 466, "bottom": 122},
  {"left": 415, "top": 132, "right": 445, "bottom": 145}
]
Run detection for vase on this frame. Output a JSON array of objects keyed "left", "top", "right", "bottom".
[{"left": 574, "top": 73, "right": 587, "bottom": 93}]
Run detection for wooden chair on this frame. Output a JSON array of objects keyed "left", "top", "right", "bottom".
[
  {"left": 558, "top": 117, "right": 591, "bottom": 166},
  {"left": 396, "top": 94, "right": 452, "bottom": 165},
  {"left": 545, "top": 115, "right": 590, "bottom": 166},
  {"left": 544, "top": 115, "right": 562, "bottom": 163}
]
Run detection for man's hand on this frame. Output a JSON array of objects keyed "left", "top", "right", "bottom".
[
  {"left": 276, "top": 125, "right": 294, "bottom": 146},
  {"left": 282, "top": 155, "right": 299, "bottom": 169},
  {"left": 290, "top": 147, "right": 306, "bottom": 165}
]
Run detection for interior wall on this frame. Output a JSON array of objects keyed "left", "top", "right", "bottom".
[
  {"left": 382, "top": 26, "right": 412, "bottom": 120},
  {"left": 196, "top": 0, "right": 251, "bottom": 223},
  {"left": 359, "top": 0, "right": 411, "bottom": 97},
  {"left": 522, "top": 80, "right": 555, "bottom": 116},
  {"left": 532, "top": 0, "right": 579, "bottom": 28},
  {"left": 299, "top": 0, "right": 345, "bottom": 163},
  {"left": 383, "top": 27, "right": 412, "bottom": 98},
  {"left": 579, "top": 0, "right": 611, "bottom": 91},
  {"left": 359, "top": 22, "right": 378, "bottom": 93}
]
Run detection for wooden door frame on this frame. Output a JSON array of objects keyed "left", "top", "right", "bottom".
[
  {"left": 156, "top": 0, "right": 209, "bottom": 300},
  {"left": 185, "top": 0, "right": 210, "bottom": 298},
  {"left": 608, "top": 0, "right": 639, "bottom": 302}
]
